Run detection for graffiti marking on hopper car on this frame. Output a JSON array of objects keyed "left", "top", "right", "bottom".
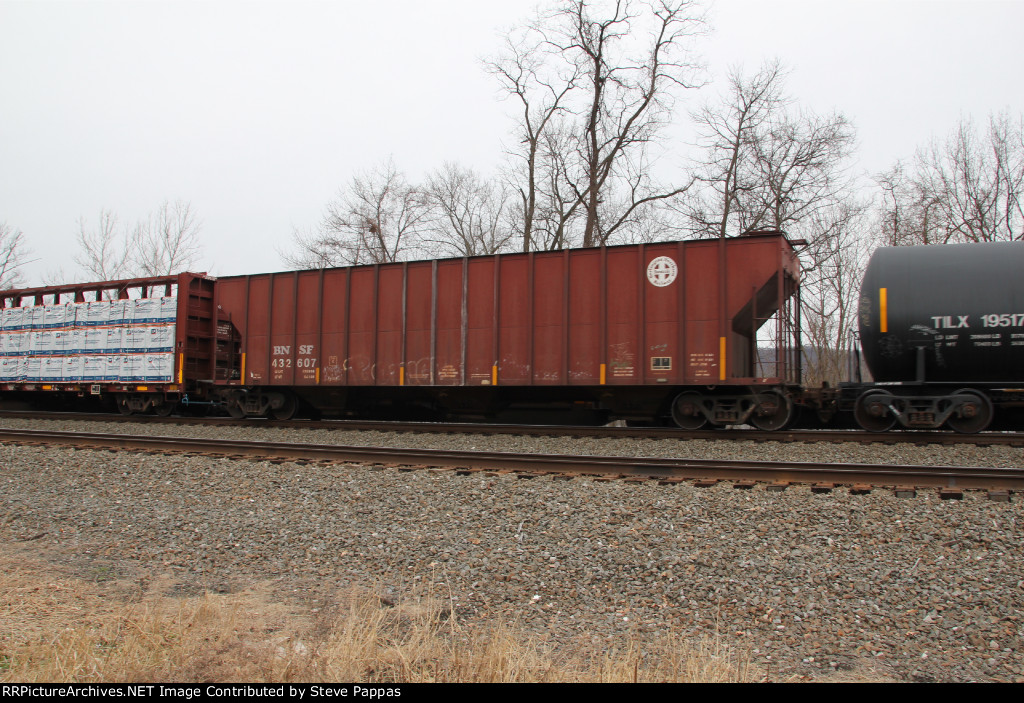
[{"left": 405, "top": 357, "right": 431, "bottom": 381}]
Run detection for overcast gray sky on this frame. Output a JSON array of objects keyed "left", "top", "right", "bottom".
[{"left": 2, "top": 0, "right": 1021, "bottom": 285}]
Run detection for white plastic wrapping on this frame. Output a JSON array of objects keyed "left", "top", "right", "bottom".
[
  {"left": 0, "top": 357, "right": 24, "bottom": 381},
  {"left": 0, "top": 296, "right": 178, "bottom": 384}
]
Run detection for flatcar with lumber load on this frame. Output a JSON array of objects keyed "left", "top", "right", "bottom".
[{"left": 0, "top": 273, "right": 215, "bottom": 416}]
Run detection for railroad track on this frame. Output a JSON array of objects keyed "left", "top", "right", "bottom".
[
  {"left": 3, "top": 410, "right": 1024, "bottom": 446},
  {"left": 3, "top": 427, "right": 1023, "bottom": 494}
]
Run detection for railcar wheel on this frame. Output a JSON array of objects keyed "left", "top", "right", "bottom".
[
  {"left": 225, "top": 396, "right": 246, "bottom": 419},
  {"left": 750, "top": 391, "right": 793, "bottom": 431},
  {"left": 269, "top": 393, "right": 298, "bottom": 421},
  {"left": 116, "top": 396, "right": 133, "bottom": 416},
  {"left": 670, "top": 392, "right": 708, "bottom": 430},
  {"left": 854, "top": 390, "right": 897, "bottom": 432},
  {"left": 946, "top": 389, "right": 993, "bottom": 434},
  {"left": 154, "top": 401, "right": 175, "bottom": 417}
]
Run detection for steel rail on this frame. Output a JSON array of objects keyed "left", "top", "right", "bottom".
[
  {"left": 2, "top": 410, "right": 1023, "bottom": 446},
  {"left": 2, "top": 428, "right": 1023, "bottom": 490}
]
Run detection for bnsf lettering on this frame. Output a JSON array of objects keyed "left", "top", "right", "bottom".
[
  {"left": 273, "top": 345, "right": 291, "bottom": 355},
  {"left": 299, "top": 345, "right": 314, "bottom": 354}
]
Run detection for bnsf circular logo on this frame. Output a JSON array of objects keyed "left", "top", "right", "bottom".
[{"left": 646, "top": 256, "right": 678, "bottom": 287}]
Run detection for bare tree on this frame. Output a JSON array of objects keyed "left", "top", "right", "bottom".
[
  {"left": 490, "top": 0, "right": 704, "bottom": 250},
  {"left": 71, "top": 201, "right": 203, "bottom": 282},
  {"left": 0, "top": 222, "right": 30, "bottom": 290},
  {"left": 688, "top": 60, "right": 786, "bottom": 239},
  {"left": 285, "top": 227, "right": 343, "bottom": 270},
  {"left": 917, "top": 112, "right": 1022, "bottom": 243},
  {"left": 131, "top": 200, "right": 203, "bottom": 276},
  {"left": 40, "top": 266, "right": 73, "bottom": 287},
  {"left": 74, "top": 209, "right": 130, "bottom": 280},
  {"left": 875, "top": 112, "right": 1024, "bottom": 246},
  {"left": 287, "top": 159, "right": 428, "bottom": 268},
  {"left": 874, "top": 161, "right": 917, "bottom": 246},
  {"left": 754, "top": 112, "right": 856, "bottom": 385},
  {"left": 527, "top": 121, "right": 587, "bottom": 250},
  {"left": 749, "top": 110, "right": 855, "bottom": 231},
  {"left": 423, "top": 163, "right": 514, "bottom": 257},
  {"left": 486, "top": 23, "right": 580, "bottom": 252},
  {"left": 873, "top": 160, "right": 948, "bottom": 246},
  {"left": 557, "top": 0, "right": 705, "bottom": 247},
  {"left": 797, "top": 198, "right": 871, "bottom": 386},
  {"left": 688, "top": 61, "right": 854, "bottom": 238}
]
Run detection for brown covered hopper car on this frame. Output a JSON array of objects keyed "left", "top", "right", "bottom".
[{"left": 209, "top": 231, "right": 803, "bottom": 428}]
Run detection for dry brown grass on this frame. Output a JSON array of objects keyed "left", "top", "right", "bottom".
[{"left": 0, "top": 550, "right": 753, "bottom": 683}]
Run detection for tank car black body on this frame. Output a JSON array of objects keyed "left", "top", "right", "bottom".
[{"left": 844, "top": 241, "right": 1024, "bottom": 432}]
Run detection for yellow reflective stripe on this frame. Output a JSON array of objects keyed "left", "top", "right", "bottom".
[
  {"left": 400, "top": 366, "right": 405, "bottom": 386},
  {"left": 600, "top": 363, "right": 606, "bottom": 385},
  {"left": 240, "top": 353, "right": 246, "bottom": 384},
  {"left": 492, "top": 365, "right": 498, "bottom": 386},
  {"left": 880, "top": 288, "right": 888, "bottom": 333},
  {"left": 719, "top": 337, "right": 727, "bottom": 381},
  {"left": 178, "top": 354, "right": 184, "bottom": 383},
  {"left": 316, "top": 367, "right": 320, "bottom": 384}
]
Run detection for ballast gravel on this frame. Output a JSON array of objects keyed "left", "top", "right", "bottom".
[
  {"left": 1, "top": 419, "right": 1023, "bottom": 682},
  {"left": 1, "top": 416, "right": 1023, "bottom": 468}
]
